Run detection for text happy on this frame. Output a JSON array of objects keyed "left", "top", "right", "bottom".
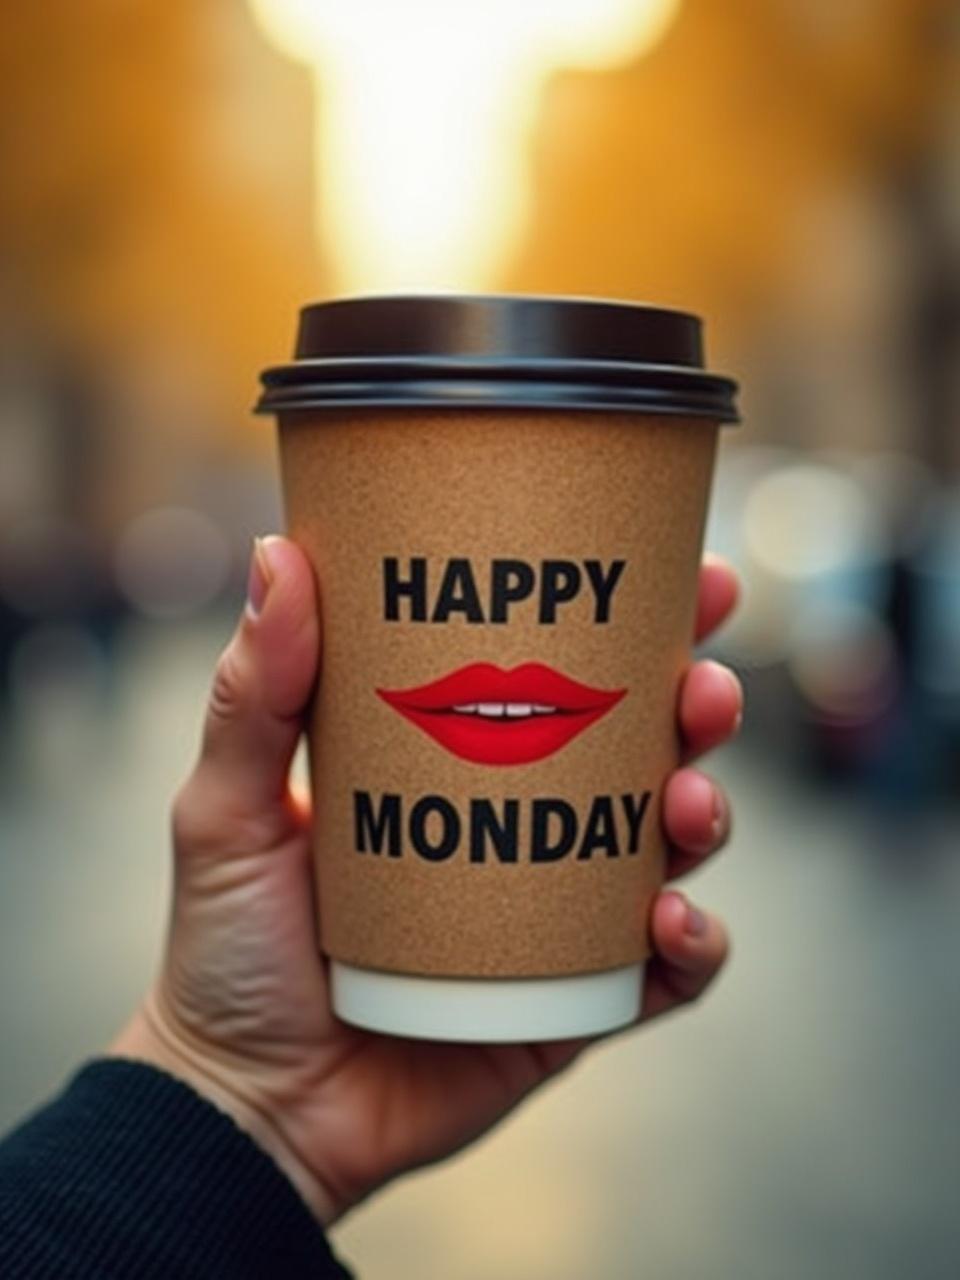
[{"left": 383, "top": 557, "right": 626, "bottom": 624}]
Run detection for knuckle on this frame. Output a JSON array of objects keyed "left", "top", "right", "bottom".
[
  {"left": 170, "top": 777, "right": 224, "bottom": 856},
  {"left": 207, "top": 643, "right": 248, "bottom": 728},
  {"left": 171, "top": 773, "right": 299, "bottom": 859}
]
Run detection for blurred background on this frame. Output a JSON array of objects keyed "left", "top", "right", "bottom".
[{"left": 2, "top": 1, "right": 959, "bottom": 1276}]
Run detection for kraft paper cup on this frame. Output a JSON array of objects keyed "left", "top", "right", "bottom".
[{"left": 257, "top": 294, "right": 739, "bottom": 1043}]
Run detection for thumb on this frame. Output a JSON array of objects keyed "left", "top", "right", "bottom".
[{"left": 174, "top": 535, "right": 321, "bottom": 854}]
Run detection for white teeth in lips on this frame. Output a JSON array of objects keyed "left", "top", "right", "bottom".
[{"left": 451, "top": 702, "right": 558, "bottom": 718}]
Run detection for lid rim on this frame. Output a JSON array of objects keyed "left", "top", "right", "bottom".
[
  {"left": 255, "top": 375, "right": 739, "bottom": 422},
  {"left": 259, "top": 293, "right": 739, "bottom": 423},
  {"left": 259, "top": 354, "right": 738, "bottom": 381}
]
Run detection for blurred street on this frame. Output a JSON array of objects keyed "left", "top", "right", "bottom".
[{"left": 1, "top": 611, "right": 958, "bottom": 1280}]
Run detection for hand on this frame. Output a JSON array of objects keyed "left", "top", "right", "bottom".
[{"left": 110, "top": 537, "right": 742, "bottom": 1226}]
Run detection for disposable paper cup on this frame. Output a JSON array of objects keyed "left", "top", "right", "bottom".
[{"left": 257, "top": 294, "right": 739, "bottom": 1043}]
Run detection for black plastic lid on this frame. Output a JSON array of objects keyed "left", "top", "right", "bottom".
[{"left": 256, "top": 293, "right": 739, "bottom": 422}]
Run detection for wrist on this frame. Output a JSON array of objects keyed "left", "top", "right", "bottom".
[{"left": 108, "top": 991, "right": 339, "bottom": 1226}]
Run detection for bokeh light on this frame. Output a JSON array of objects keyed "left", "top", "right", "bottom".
[
  {"left": 788, "top": 600, "right": 898, "bottom": 725},
  {"left": 743, "top": 464, "right": 887, "bottom": 584},
  {"left": 112, "top": 506, "right": 232, "bottom": 620}
]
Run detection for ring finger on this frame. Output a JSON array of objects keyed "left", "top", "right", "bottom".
[{"left": 662, "top": 767, "right": 730, "bottom": 880}]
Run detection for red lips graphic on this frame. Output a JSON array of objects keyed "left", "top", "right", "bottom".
[{"left": 376, "top": 663, "right": 626, "bottom": 765}]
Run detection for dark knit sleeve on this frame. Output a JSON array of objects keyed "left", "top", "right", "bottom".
[{"left": 0, "top": 1059, "right": 355, "bottom": 1279}]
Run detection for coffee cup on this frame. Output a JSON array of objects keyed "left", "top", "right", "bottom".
[{"left": 256, "top": 293, "right": 738, "bottom": 1042}]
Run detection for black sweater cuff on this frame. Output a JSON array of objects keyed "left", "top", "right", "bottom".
[{"left": 0, "top": 1058, "right": 354, "bottom": 1278}]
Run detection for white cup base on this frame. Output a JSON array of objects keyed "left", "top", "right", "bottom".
[{"left": 330, "top": 960, "right": 645, "bottom": 1043}]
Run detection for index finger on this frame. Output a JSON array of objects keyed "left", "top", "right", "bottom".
[{"left": 694, "top": 554, "right": 739, "bottom": 644}]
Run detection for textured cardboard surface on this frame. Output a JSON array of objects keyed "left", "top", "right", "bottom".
[{"left": 277, "top": 408, "right": 718, "bottom": 978}]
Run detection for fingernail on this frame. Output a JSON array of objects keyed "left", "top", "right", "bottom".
[
  {"left": 702, "top": 551, "right": 733, "bottom": 572},
  {"left": 245, "top": 537, "right": 272, "bottom": 621},
  {"left": 720, "top": 664, "right": 744, "bottom": 708},
  {"left": 722, "top": 667, "right": 745, "bottom": 739},
  {"left": 710, "top": 786, "right": 726, "bottom": 842},
  {"left": 685, "top": 900, "right": 709, "bottom": 938}
]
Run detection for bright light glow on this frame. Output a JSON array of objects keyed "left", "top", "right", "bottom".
[
  {"left": 249, "top": 0, "right": 681, "bottom": 291},
  {"left": 743, "top": 464, "right": 886, "bottom": 581}
]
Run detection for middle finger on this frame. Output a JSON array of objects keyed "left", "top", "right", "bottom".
[{"left": 678, "top": 659, "right": 743, "bottom": 762}]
